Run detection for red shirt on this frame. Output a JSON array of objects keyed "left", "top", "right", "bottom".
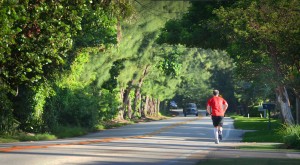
[{"left": 207, "top": 96, "right": 228, "bottom": 116}]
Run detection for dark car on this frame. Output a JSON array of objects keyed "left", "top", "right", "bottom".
[{"left": 183, "top": 103, "right": 198, "bottom": 117}]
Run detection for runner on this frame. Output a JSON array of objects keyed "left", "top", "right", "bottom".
[{"left": 206, "top": 90, "right": 228, "bottom": 144}]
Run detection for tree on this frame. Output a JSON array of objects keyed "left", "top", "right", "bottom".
[
  {"left": 214, "top": 0, "right": 299, "bottom": 124},
  {"left": 158, "top": 0, "right": 299, "bottom": 124},
  {"left": 0, "top": 0, "right": 135, "bottom": 134},
  {"left": 104, "top": 0, "right": 190, "bottom": 119},
  {"left": 157, "top": 1, "right": 237, "bottom": 111}
]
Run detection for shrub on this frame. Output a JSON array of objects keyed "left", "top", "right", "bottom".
[
  {"left": 278, "top": 125, "right": 300, "bottom": 149},
  {"left": 246, "top": 105, "right": 261, "bottom": 117},
  {"left": 0, "top": 88, "right": 19, "bottom": 135}
]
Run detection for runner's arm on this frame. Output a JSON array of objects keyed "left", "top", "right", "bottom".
[
  {"left": 223, "top": 102, "right": 228, "bottom": 113},
  {"left": 206, "top": 105, "right": 212, "bottom": 115}
]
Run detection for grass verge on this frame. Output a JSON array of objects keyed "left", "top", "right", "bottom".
[
  {"left": 232, "top": 115, "right": 282, "bottom": 142},
  {"left": 232, "top": 115, "right": 300, "bottom": 150},
  {"left": 198, "top": 158, "right": 299, "bottom": 165},
  {"left": 196, "top": 116, "right": 300, "bottom": 165},
  {"left": 0, "top": 115, "right": 169, "bottom": 143},
  {"left": 0, "top": 133, "right": 56, "bottom": 143}
]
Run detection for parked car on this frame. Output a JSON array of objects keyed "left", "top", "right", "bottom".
[
  {"left": 183, "top": 103, "right": 198, "bottom": 117},
  {"left": 170, "top": 101, "right": 178, "bottom": 109}
]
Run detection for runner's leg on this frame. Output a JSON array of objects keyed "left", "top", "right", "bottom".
[
  {"left": 218, "top": 126, "right": 223, "bottom": 140},
  {"left": 214, "top": 127, "right": 219, "bottom": 144}
]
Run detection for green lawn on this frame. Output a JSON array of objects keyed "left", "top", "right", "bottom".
[
  {"left": 196, "top": 116, "right": 300, "bottom": 165},
  {"left": 198, "top": 158, "right": 299, "bottom": 165},
  {"left": 232, "top": 116, "right": 283, "bottom": 142}
]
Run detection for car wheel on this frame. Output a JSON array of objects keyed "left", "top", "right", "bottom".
[
  {"left": 196, "top": 113, "right": 198, "bottom": 116},
  {"left": 184, "top": 113, "right": 187, "bottom": 117}
]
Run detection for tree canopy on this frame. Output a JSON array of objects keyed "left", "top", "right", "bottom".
[{"left": 158, "top": 0, "right": 300, "bottom": 124}]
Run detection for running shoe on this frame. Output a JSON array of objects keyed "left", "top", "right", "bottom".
[{"left": 215, "top": 139, "right": 219, "bottom": 144}]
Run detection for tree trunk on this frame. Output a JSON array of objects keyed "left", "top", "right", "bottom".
[
  {"left": 149, "top": 97, "right": 154, "bottom": 116},
  {"left": 132, "top": 65, "right": 150, "bottom": 118},
  {"left": 276, "top": 86, "right": 294, "bottom": 125},
  {"left": 143, "top": 96, "right": 149, "bottom": 117},
  {"left": 117, "top": 88, "right": 125, "bottom": 120},
  {"left": 117, "top": 18, "right": 122, "bottom": 44},
  {"left": 127, "top": 95, "right": 132, "bottom": 119},
  {"left": 122, "top": 80, "right": 135, "bottom": 119},
  {"left": 153, "top": 98, "right": 157, "bottom": 116},
  {"left": 268, "top": 44, "right": 294, "bottom": 125},
  {"left": 139, "top": 95, "right": 144, "bottom": 117},
  {"left": 132, "top": 87, "right": 140, "bottom": 118},
  {"left": 156, "top": 99, "right": 160, "bottom": 116}
]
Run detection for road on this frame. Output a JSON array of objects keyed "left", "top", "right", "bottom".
[{"left": 0, "top": 110, "right": 299, "bottom": 165}]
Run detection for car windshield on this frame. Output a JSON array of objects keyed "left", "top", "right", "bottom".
[{"left": 187, "top": 103, "right": 196, "bottom": 108}]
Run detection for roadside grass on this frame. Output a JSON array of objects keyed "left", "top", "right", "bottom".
[
  {"left": 0, "top": 136, "right": 19, "bottom": 143},
  {"left": 232, "top": 115, "right": 300, "bottom": 150},
  {"left": 0, "top": 115, "right": 169, "bottom": 143},
  {"left": 232, "top": 115, "right": 282, "bottom": 142},
  {"left": 51, "top": 126, "right": 89, "bottom": 139},
  {"left": 232, "top": 115, "right": 281, "bottom": 131},
  {"left": 18, "top": 133, "right": 57, "bottom": 141},
  {"left": 197, "top": 115, "right": 300, "bottom": 165},
  {"left": 238, "top": 144, "right": 300, "bottom": 152},
  {"left": 0, "top": 133, "right": 56, "bottom": 143},
  {"left": 198, "top": 158, "right": 300, "bottom": 165}
]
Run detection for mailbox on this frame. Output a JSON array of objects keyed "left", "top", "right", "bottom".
[{"left": 262, "top": 103, "right": 275, "bottom": 110}]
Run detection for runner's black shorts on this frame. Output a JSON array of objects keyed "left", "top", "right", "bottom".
[{"left": 211, "top": 116, "right": 224, "bottom": 127}]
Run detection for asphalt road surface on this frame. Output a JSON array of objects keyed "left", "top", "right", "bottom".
[{"left": 1, "top": 110, "right": 299, "bottom": 165}]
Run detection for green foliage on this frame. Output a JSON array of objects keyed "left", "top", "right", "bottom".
[
  {"left": 247, "top": 106, "right": 261, "bottom": 117},
  {"left": 43, "top": 50, "right": 121, "bottom": 131},
  {"left": 98, "top": 89, "right": 121, "bottom": 121},
  {"left": 157, "top": 1, "right": 237, "bottom": 110},
  {"left": 278, "top": 125, "right": 300, "bottom": 149},
  {"left": 157, "top": 0, "right": 234, "bottom": 49},
  {"left": 174, "top": 48, "right": 235, "bottom": 109},
  {"left": 0, "top": 88, "right": 19, "bottom": 135},
  {"left": 158, "top": 0, "right": 299, "bottom": 118},
  {"left": 44, "top": 86, "right": 100, "bottom": 130},
  {"left": 0, "top": 0, "right": 127, "bottom": 94},
  {"left": 157, "top": 45, "right": 184, "bottom": 77},
  {"left": 108, "top": 0, "right": 191, "bottom": 115},
  {"left": 0, "top": 0, "right": 134, "bottom": 134},
  {"left": 214, "top": 0, "right": 300, "bottom": 105}
]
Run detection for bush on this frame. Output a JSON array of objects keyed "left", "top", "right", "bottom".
[
  {"left": 278, "top": 125, "right": 300, "bottom": 149},
  {"left": 0, "top": 88, "right": 19, "bottom": 135},
  {"left": 246, "top": 106, "right": 261, "bottom": 117},
  {"left": 44, "top": 86, "right": 100, "bottom": 131}
]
